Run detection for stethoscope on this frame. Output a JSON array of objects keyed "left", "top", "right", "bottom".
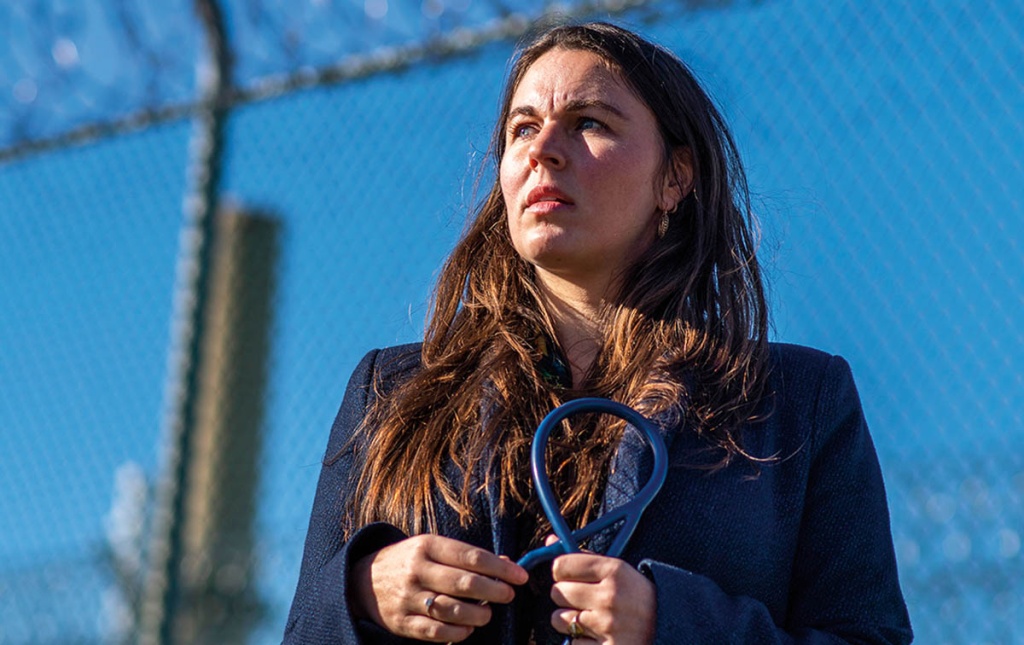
[
  {"left": 517, "top": 397, "right": 669, "bottom": 569},
  {"left": 516, "top": 398, "right": 668, "bottom": 644},
  {"left": 448, "top": 398, "right": 668, "bottom": 645}
]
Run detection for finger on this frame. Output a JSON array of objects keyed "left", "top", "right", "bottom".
[
  {"left": 551, "top": 552, "right": 616, "bottom": 583},
  {"left": 420, "top": 593, "right": 492, "bottom": 628},
  {"left": 399, "top": 615, "right": 474, "bottom": 643},
  {"left": 551, "top": 608, "right": 599, "bottom": 643},
  {"left": 425, "top": 537, "right": 529, "bottom": 585},
  {"left": 542, "top": 533, "right": 596, "bottom": 554},
  {"left": 550, "top": 580, "right": 596, "bottom": 610},
  {"left": 418, "top": 560, "right": 519, "bottom": 605}
]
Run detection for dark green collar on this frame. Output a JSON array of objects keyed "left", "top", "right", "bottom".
[{"left": 535, "top": 333, "right": 572, "bottom": 390}]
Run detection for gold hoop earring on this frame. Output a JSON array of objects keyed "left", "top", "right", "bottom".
[{"left": 657, "top": 210, "right": 670, "bottom": 238}]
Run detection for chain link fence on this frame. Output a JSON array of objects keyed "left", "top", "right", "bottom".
[{"left": 1, "top": 1, "right": 1021, "bottom": 643}]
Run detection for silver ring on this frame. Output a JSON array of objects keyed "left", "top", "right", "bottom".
[
  {"left": 423, "top": 593, "right": 438, "bottom": 614},
  {"left": 568, "top": 612, "right": 585, "bottom": 639}
]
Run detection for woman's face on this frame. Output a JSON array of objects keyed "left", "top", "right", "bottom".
[{"left": 500, "top": 47, "right": 675, "bottom": 296}]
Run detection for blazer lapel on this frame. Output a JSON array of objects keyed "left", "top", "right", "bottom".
[{"left": 590, "top": 407, "right": 677, "bottom": 554}]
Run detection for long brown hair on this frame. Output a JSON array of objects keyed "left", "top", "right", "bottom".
[{"left": 345, "top": 22, "right": 770, "bottom": 544}]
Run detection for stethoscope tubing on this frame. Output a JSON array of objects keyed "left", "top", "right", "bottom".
[
  {"left": 516, "top": 397, "right": 669, "bottom": 570},
  {"left": 444, "top": 399, "right": 667, "bottom": 645}
]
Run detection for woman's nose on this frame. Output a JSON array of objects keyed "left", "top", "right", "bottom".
[{"left": 528, "top": 125, "right": 566, "bottom": 170}]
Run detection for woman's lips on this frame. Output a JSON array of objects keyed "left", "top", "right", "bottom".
[
  {"left": 526, "top": 186, "right": 574, "bottom": 214},
  {"left": 526, "top": 200, "right": 573, "bottom": 215}
]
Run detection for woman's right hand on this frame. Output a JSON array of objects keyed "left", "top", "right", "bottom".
[{"left": 350, "top": 534, "right": 529, "bottom": 643}]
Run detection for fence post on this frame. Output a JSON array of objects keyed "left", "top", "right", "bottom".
[{"left": 138, "top": 0, "right": 235, "bottom": 643}]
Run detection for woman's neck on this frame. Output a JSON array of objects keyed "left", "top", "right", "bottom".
[{"left": 536, "top": 270, "right": 608, "bottom": 388}]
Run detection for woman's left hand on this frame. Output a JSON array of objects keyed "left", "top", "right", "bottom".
[{"left": 549, "top": 550, "right": 656, "bottom": 644}]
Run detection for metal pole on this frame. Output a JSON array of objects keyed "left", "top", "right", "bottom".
[{"left": 139, "top": 1, "right": 232, "bottom": 643}]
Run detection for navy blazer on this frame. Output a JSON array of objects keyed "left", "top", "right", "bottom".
[{"left": 284, "top": 343, "right": 912, "bottom": 644}]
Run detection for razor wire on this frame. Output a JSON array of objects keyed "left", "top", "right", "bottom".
[{"left": 0, "top": 0, "right": 678, "bottom": 163}]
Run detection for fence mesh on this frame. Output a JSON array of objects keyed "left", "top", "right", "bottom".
[{"left": 1, "top": 1, "right": 1022, "bottom": 643}]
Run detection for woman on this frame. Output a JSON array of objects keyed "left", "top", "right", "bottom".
[{"left": 284, "top": 22, "right": 912, "bottom": 645}]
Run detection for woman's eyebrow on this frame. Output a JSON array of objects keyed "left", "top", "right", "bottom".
[
  {"left": 563, "top": 98, "right": 626, "bottom": 118},
  {"left": 507, "top": 98, "right": 626, "bottom": 121},
  {"left": 507, "top": 105, "right": 538, "bottom": 120}
]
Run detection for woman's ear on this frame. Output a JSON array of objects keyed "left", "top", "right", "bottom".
[{"left": 660, "top": 147, "right": 694, "bottom": 211}]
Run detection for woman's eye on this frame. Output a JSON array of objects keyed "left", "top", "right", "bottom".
[
  {"left": 577, "top": 117, "right": 604, "bottom": 131},
  {"left": 509, "top": 122, "right": 536, "bottom": 139}
]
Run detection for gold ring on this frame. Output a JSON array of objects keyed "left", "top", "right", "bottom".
[{"left": 568, "top": 612, "right": 585, "bottom": 639}]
